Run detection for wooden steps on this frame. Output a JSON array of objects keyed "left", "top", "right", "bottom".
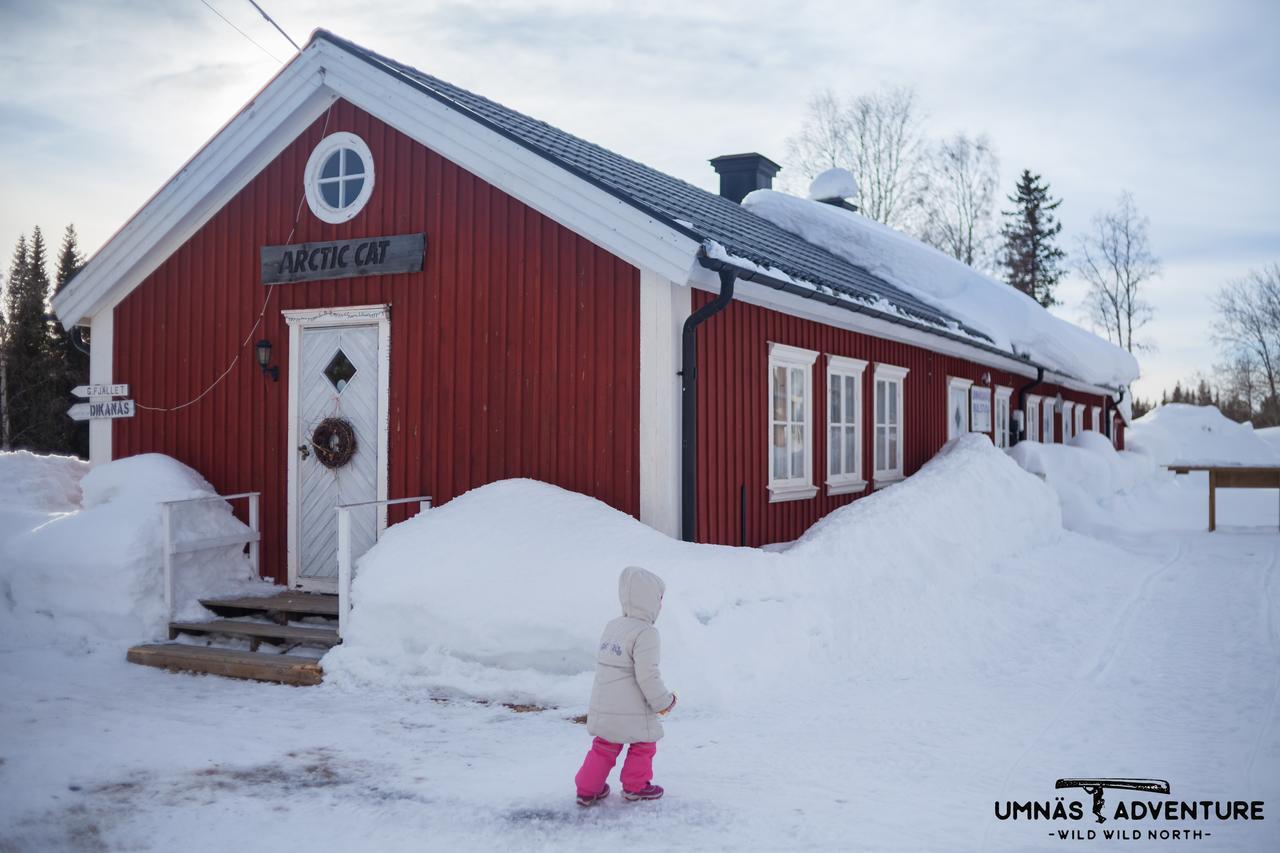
[
  {"left": 127, "top": 644, "right": 323, "bottom": 686},
  {"left": 128, "top": 591, "right": 339, "bottom": 686},
  {"left": 168, "top": 619, "right": 339, "bottom": 650}
]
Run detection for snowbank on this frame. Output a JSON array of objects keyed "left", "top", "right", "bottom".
[
  {"left": 324, "top": 436, "right": 1065, "bottom": 709},
  {"left": 0, "top": 451, "right": 89, "bottom": 545},
  {"left": 741, "top": 189, "right": 1139, "bottom": 388},
  {"left": 1008, "top": 431, "right": 1159, "bottom": 530},
  {"left": 1127, "top": 403, "right": 1280, "bottom": 466},
  {"left": 0, "top": 453, "right": 267, "bottom": 649}
]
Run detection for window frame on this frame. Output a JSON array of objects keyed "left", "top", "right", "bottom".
[
  {"left": 1026, "top": 394, "right": 1041, "bottom": 442},
  {"left": 1042, "top": 397, "right": 1056, "bottom": 443},
  {"left": 1062, "top": 401, "right": 1075, "bottom": 440},
  {"left": 1091, "top": 405, "right": 1102, "bottom": 432},
  {"left": 826, "top": 355, "right": 869, "bottom": 495},
  {"left": 995, "top": 386, "right": 1013, "bottom": 448},
  {"left": 767, "top": 342, "right": 820, "bottom": 503},
  {"left": 304, "top": 132, "right": 377, "bottom": 224},
  {"left": 946, "top": 376, "right": 974, "bottom": 440},
  {"left": 873, "top": 363, "right": 909, "bottom": 485},
  {"left": 1074, "top": 404, "right": 1085, "bottom": 437}
]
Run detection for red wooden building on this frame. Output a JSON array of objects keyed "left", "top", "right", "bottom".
[{"left": 53, "top": 31, "right": 1135, "bottom": 587}]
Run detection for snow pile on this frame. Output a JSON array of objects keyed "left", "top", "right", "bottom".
[
  {"left": 807, "top": 167, "right": 859, "bottom": 203},
  {"left": 1008, "top": 431, "right": 1159, "bottom": 530},
  {"left": 741, "top": 189, "right": 1139, "bottom": 388},
  {"left": 1127, "top": 403, "right": 1280, "bottom": 466},
  {"left": 0, "top": 453, "right": 267, "bottom": 649},
  {"left": 325, "top": 435, "right": 1064, "bottom": 709},
  {"left": 0, "top": 451, "right": 89, "bottom": 545}
]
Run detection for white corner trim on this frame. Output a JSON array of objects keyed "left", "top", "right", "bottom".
[
  {"left": 285, "top": 303, "right": 390, "bottom": 589},
  {"left": 768, "top": 483, "right": 819, "bottom": 503},
  {"left": 87, "top": 309, "right": 114, "bottom": 467},
  {"left": 639, "top": 270, "right": 684, "bottom": 538}
]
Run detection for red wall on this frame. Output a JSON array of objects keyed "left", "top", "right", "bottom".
[
  {"left": 112, "top": 101, "right": 640, "bottom": 582},
  {"left": 693, "top": 292, "right": 1113, "bottom": 546}
]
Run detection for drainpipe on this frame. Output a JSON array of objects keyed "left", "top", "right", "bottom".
[
  {"left": 1015, "top": 367, "right": 1045, "bottom": 445},
  {"left": 1107, "top": 386, "right": 1127, "bottom": 440},
  {"left": 680, "top": 267, "right": 737, "bottom": 542}
]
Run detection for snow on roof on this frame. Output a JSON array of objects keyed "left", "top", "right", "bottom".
[
  {"left": 741, "top": 190, "right": 1140, "bottom": 389},
  {"left": 1127, "top": 404, "right": 1280, "bottom": 467}
]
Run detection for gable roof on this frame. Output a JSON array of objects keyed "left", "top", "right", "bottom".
[{"left": 317, "top": 31, "right": 986, "bottom": 342}]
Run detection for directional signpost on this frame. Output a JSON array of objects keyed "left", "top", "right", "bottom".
[{"left": 67, "top": 383, "right": 135, "bottom": 421}]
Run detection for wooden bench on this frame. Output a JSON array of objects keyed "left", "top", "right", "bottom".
[{"left": 1167, "top": 465, "right": 1280, "bottom": 531}]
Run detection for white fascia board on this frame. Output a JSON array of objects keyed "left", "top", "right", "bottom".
[
  {"left": 313, "top": 43, "right": 699, "bottom": 285},
  {"left": 54, "top": 50, "right": 334, "bottom": 326},
  {"left": 688, "top": 266, "right": 1118, "bottom": 399},
  {"left": 56, "top": 39, "right": 700, "bottom": 326}
]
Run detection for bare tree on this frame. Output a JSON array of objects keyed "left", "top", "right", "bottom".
[
  {"left": 1213, "top": 264, "right": 1280, "bottom": 416},
  {"left": 1077, "top": 192, "right": 1159, "bottom": 353},
  {"left": 786, "top": 85, "right": 927, "bottom": 228},
  {"left": 918, "top": 133, "right": 999, "bottom": 269}
]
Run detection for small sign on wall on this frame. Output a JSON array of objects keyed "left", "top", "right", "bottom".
[
  {"left": 970, "top": 387, "right": 993, "bottom": 433},
  {"left": 261, "top": 233, "right": 426, "bottom": 285}
]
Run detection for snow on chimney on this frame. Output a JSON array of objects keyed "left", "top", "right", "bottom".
[{"left": 807, "top": 168, "right": 860, "bottom": 212}]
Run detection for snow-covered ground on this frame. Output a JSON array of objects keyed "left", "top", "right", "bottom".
[{"left": 1, "top": 418, "right": 1278, "bottom": 852}]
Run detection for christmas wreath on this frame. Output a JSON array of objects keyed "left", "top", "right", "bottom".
[{"left": 311, "top": 417, "right": 358, "bottom": 469}]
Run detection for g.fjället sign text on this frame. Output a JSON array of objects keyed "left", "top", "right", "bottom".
[{"left": 261, "top": 233, "right": 425, "bottom": 284}]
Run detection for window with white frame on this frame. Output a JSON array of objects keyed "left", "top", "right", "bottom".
[
  {"left": 1042, "top": 397, "right": 1056, "bottom": 443},
  {"left": 873, "top": 364, "right": 909, "bottom": 482},
  {"left": 1074, "top": 404, "right": 1085, "bottom": 437},
  {"left": 768, "top": 343, "right": 819, "bottom": 502},
  {"left": 1062, "top": 401, "right": 1075, "bottom": 440},
  {"left": 946, "top": 377, "right": 973, "bottom": 440},
  {"left": 995, "top": 387, "right": 1012, "bottom": 448},
  {"left": 1026, "top": 394, "right": 1041, "bottom": 442},
  {"left": 304, "top": 132, "right": 376, "bottom": 224},
  {"left": 826, "top": 355, "right": 868, "bottom": 494},
  {"left": 1091, "top": 405, "right": 1102, "bottom": 431}
]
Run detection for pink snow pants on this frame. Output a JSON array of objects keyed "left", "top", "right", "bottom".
[{"left": 575, "top": 737, "right": 656, "bottom": 796}]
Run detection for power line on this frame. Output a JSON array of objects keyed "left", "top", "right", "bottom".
[
  {"left": 198, "top": 0, "right": 282, "bottom": 63},
  {"left": 245, "top": 0, "right": 301, "bottom": 52}
]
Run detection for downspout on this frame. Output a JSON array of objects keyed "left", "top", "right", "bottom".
[
  {"left": 1015, "top": 367, "right": 1045, "bottom": 445},
  {"left": 1107, "top": 386, "right": 1127, "bottom": 440},
  {"left": 680, "top": 267, "right": 737, "bottom": 542}
]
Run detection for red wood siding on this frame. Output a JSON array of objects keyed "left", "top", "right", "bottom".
[
  {"left": 112, "top": 100, "right": 639, "bottom": 582},
  {"left": 693, "top": 292, "right": 1113, "bottom": 546}
]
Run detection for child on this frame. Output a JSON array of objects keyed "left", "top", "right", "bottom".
[{"left": 574, "top": 566, "right": 677, "bottom": 806}]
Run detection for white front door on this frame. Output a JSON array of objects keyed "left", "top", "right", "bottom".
[{"left": 285, "top": 306, "right": 389, "bottom": 592}]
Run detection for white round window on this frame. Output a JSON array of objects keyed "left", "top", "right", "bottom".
[{"left": 304, "top": 132, "right": 375, "bottom": 224}]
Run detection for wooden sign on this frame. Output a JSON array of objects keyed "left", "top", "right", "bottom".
[
  {"left": 72, "top": 383, "right": 129, "bottom": 398},
  {"left": 261, "top": 233, "right": 425, "bottom": 285},
  {"left": 68, "top": 399, "right": 136, "bottom": 421},
  {"left": 970, "top": 387, "right": 993, "bottom": 433}
]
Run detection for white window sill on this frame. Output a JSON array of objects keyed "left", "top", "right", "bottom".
[
  {"left": 872, "top": 474, "right": 904, "bottom": 490},
  {"left": 768, "top": 483, "right": 819, "bottom": 503},
  {"left": 826, "top": 478, "right": 867, "bottom": 496}
]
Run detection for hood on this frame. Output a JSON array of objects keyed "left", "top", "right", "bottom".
[{"left": 618, "top": 566, "right": 664, "bottom": 624}]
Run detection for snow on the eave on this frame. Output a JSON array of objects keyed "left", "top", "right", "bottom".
[
  {"left": 701, "top": 239, "right": 993, "bottom": 346},
  {"left": 740, "top": 190, "right": 1140, "bottom": 389}
]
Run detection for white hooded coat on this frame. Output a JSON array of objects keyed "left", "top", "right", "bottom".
[{"left": 586, "top": 566, "right": 675, "bottom": 744}]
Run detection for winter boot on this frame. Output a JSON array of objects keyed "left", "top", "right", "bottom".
[
  {"left": 576, "top": 783, "right": 610, "bottom": 807},
  {"left": 622, "top": 784, "right": 664, "bottom": 802}
]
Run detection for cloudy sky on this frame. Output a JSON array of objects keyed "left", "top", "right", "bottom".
[{"left": 3, "top": 0, "right": 1277, "bottom": 400}]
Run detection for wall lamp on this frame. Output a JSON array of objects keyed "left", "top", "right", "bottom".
[{"left": 255, "top": 339, "right": 279, "bottom": 382}]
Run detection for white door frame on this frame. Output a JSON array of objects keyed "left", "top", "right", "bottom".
[{"left": 284, "top": 304, "right": 391, "bottom": 591}]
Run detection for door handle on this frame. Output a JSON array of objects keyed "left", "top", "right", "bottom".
[{"left": 298, "top": 443, "right": 311, "bottom": 460}]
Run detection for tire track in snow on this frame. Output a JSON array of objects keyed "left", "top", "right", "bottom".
[{"left": 979, "top": 537, "right": 1186, "bottom": 851}]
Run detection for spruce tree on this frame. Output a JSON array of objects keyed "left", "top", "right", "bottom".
[
  {"left": 1, "top": 227, "right": 60, "bottom": 452},
  {"left": 53, "top": 225, "right": 89, "bottom": 457},
  {"left": 998, "top": 169, "right": 1067, "bottom": 307}
]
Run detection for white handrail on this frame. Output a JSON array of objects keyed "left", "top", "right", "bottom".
[
  {"left": 336, "top": 495, "right": 431, "bottom": 639},
  {"left": 162, "top": 492, "right": 261, "bottom": 622}
]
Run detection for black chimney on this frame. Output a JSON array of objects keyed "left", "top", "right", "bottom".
[{"left": 709, "top": 153, "right": 781, "bottom": 203}]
